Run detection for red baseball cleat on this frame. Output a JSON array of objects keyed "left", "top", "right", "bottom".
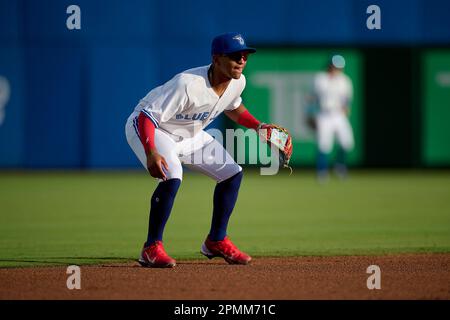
[
  {"left": 138, "top": 241, "right": 176, "bottom": 268},
  {"left": 201, "top": 236, "right": 252, "bottom": 265}
]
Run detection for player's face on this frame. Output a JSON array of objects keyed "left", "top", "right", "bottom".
[
  {"left": 215, "top": 51, "right": 249, "bottom": 79},
  {"left": 328, "top": 65, "right": 343, "bottom": 75}
]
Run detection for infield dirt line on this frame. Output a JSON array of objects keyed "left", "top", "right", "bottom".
[{"left": 0, "top": 254, "right": 449, "bottom": 300}]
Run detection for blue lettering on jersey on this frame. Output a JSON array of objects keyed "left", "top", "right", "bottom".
[{"left": 175, "top": 112, "right": 210, "bottom": 121}]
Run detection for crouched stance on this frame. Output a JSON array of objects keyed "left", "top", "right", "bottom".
[{"left": 125, "top": 33, "right": 264, "bottom": 267}]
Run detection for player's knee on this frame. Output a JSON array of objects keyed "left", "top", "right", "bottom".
[
  {"left": 216, "top": 164, "right": 242, "bottom": 183},
  {"left": 319, "top": 146, "right": 332, "bottom": 154},
  {"left": 161, "top": 160, "right": 183, "bottom": 181},
  {"left": 155, "top": 178, "right": 181, "bottom": 200},
  {"left": 220, "top": 170, "right": 243, "bottom": 186},
  {"left": 160, "top": 178, "right": 181, "bottom": 187},
  {"left": 340, "top": 141, "right": 354, "bottom": 151}
]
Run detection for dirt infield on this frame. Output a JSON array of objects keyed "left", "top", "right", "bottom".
[{"left": 0, "top": 254, "right": 449, "bottom": 300}]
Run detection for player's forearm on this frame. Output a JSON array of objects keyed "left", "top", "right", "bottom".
[
  {"left": 237, "top": 110, "right": 261, "bottom": 130},
  {"left": 226, "top": 105, "right": 261, "bottom": 130},
  {"left": 138, "top": 112, "right": 157, "bottom": 155}
]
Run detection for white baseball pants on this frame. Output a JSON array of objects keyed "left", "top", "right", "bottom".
[
  {"left": 125, "top": 114, "right": 242, "bottom": 183},
  {"left": 316, "top": 112, "right": 354, "bottom": 153}
]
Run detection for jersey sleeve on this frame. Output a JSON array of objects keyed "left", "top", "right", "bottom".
[
  {"left": 225, "top": 96, "right": 242, "bottom": 111},
  {"left": 140, "top": 75, "right": 188, "bottom": 128}
]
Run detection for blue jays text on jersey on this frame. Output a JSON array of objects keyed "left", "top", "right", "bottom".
[{"left": 175, "top": 111, "right": 219, "bottom": 122}]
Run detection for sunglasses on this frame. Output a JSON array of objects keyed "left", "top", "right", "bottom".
[{"left": 224, "top": 51, "right": 249, "bottom": 62}]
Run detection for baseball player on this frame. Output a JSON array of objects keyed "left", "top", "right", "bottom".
[
  {"left": 125, "top": 32, "right": 278, "bottom": 268},
  {"left": 313, "top": 54, "right": 354, "bottom": 182}
]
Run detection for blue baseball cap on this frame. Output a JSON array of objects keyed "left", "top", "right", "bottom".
[{"left": 211, "top": 32, "right": 256, "bottom": 55}]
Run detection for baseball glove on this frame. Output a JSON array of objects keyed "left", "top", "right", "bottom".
[{"left": 257, "top": 123, "right": 293, "bottom": 173}]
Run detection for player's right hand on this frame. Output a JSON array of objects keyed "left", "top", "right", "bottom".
[{"left": 146, "top": 150, "right": 169, "bottom": 181}]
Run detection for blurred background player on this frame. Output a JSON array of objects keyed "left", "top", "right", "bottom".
[{"left": 312, "top": 54, "right": 354, "bottom": 182}]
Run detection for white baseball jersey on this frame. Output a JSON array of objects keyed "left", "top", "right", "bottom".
[
  {"left": 132, "top": 65, "right": 245, "bottom": 141},
  {"left": 314, "top": 72, "right": 353, "bottom": 113},
  {"left": 313, "top": 72, "right": 354, "bottom": 153}
]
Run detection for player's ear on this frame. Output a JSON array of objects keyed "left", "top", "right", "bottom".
[{"left": 212, "top": 54, "right": 220, "bottom": 66}]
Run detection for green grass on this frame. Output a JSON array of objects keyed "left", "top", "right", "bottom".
[{"left": 0, "top": 170, "right": 449, "bottom": 267}]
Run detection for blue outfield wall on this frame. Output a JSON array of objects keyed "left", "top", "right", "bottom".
[
  {"left": 88, "top": 47, "right": 160, "bottom": 168},
  {"left": 0, "top": 0, "right": 449, "bottom": 168}
]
